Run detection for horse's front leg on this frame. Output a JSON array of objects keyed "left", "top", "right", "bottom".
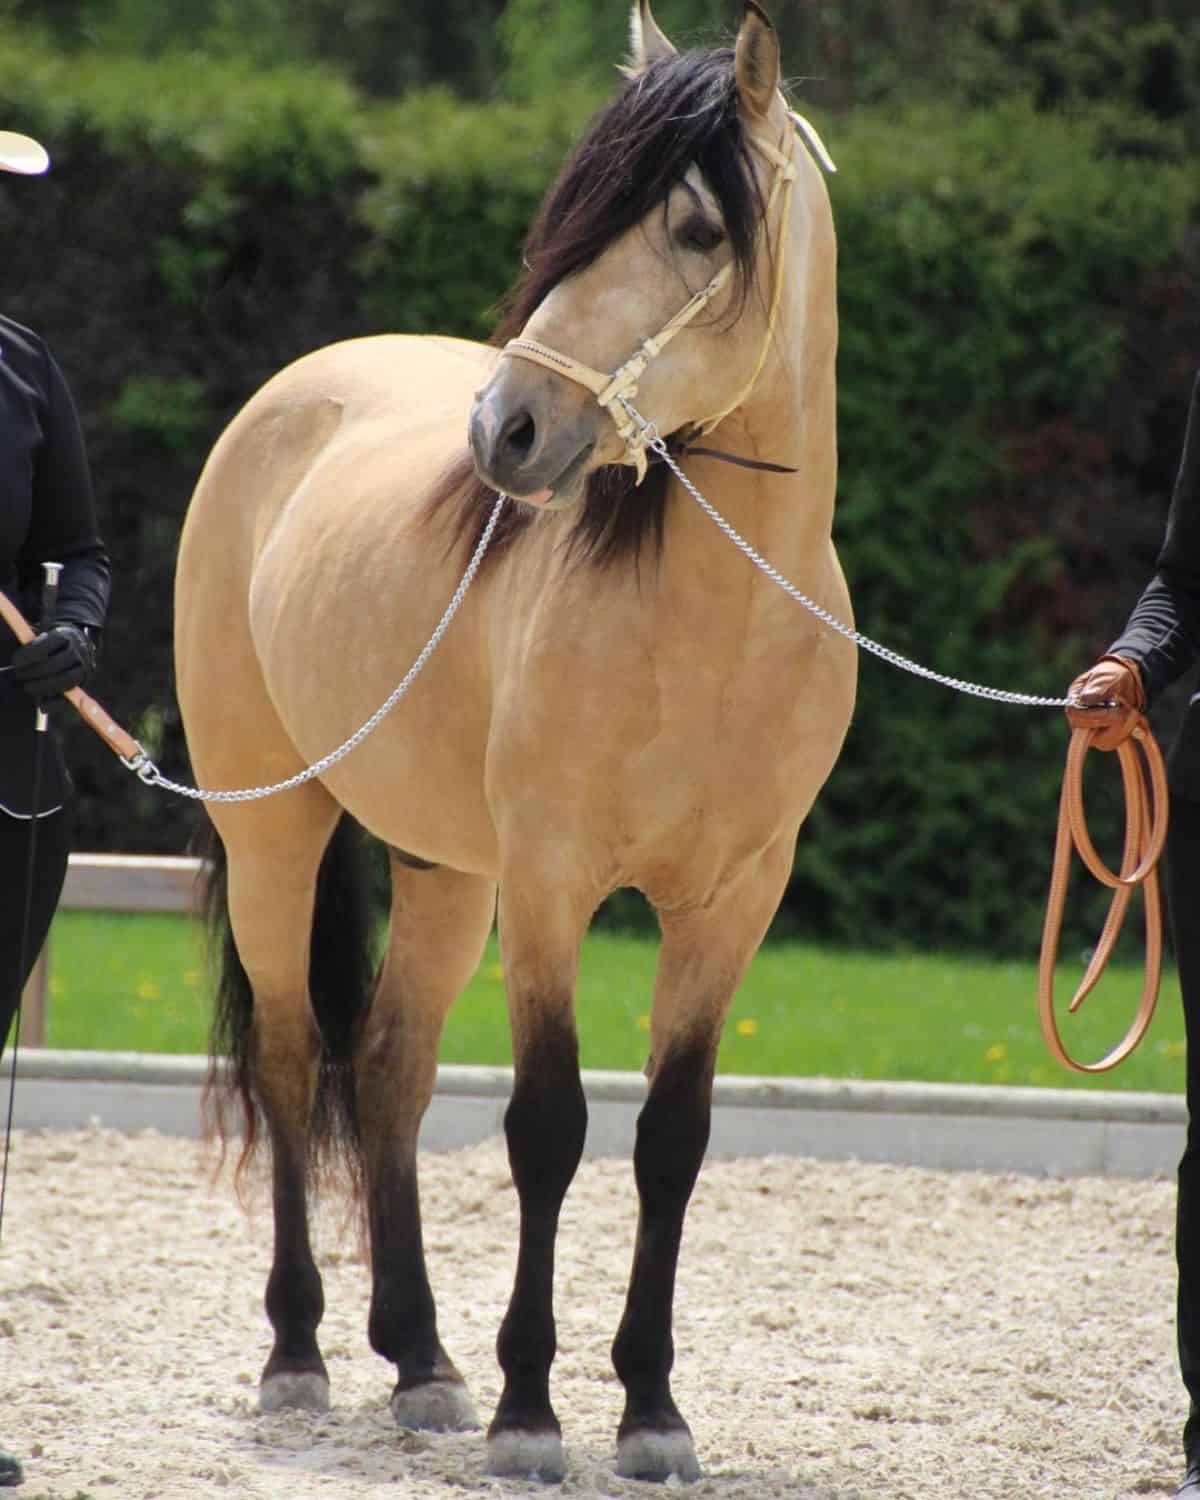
[
  {"left": 613, "top": 842, "right": 794, "bottom": 1482},
  {"left": 485, "top": 877, "right": 592, "bottom": 1481}
]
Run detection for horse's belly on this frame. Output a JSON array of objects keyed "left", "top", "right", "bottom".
[
  {"left": 255, "top": 593, "right": 501, "bottom": 876},
  {"left": 320, "top": 729, "right": 499, "bottom": 876}
]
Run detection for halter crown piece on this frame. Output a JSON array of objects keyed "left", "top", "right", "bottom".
[{"left": 501, "top": 109, "right": 835, "bottom": 484}]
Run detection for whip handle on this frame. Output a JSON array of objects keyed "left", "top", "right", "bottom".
[{"left": 34, "top": 560, "right": 62, "bottom": 734}]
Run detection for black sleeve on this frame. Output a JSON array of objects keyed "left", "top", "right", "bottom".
[
  {"left": 1108, "top": 370, "right": 1200, "bottom": 705},
  {"left": 15, "top": 341, "right": 111, "bottom": 631}
]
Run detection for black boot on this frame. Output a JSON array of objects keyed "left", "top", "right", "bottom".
[{"left": 0, "top": 1448, "right": 22, "bottom": 1488}]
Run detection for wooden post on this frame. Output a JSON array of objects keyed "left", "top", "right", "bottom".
[
  {"left": 9, "top": 855, "right": 207, "bottom": 1051},
  {"left": 17, "top": 945, "right": 49, "bottom": 1048}
]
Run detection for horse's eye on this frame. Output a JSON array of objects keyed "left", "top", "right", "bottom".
[{"left": 677, "top": 215, "right": 726, "bottom": 254}]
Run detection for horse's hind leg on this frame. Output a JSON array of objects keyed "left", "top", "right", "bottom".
[
  {"left": 356, "top": 859, "right": 496, "bottom": 1431},
  {"left": 215, "top": 789, "right": 346, "bottom": 1413},
  {"left": 612, "top": 841, "right": 795, "bottom": 1482}
]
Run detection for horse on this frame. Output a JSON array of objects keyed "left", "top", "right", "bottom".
[{"left": 174, "top": 0, "right": 855, "bottom": 1482}]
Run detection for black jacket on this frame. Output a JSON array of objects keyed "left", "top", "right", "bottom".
[
  {"left": 0, "top": 314, "right": 110, "bottom": 817},
  {"left": 1110, "top": 370, "right": 1200, "bottom": 798}
]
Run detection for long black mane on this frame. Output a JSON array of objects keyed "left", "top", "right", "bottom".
[{"left": 427, "top": 45, "right": 767, "bottom": 568}]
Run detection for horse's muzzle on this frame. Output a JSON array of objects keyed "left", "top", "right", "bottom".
[{"left": 469, "top": 368, "right": 599, "bottom": 506}]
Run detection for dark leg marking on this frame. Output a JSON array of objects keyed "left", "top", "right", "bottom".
[
  {"left": 486, "top": 1016, "right": 588, "bottom": 1478},
  {"left": 260, "top": 1136, "right": 329, "bottom": 1411},
  {"left": 611, "top": 1039, "right": 714, "bottom": 1481},
  {"left": 367, "top": 1154, "right": 478, "bottom": 1430}
]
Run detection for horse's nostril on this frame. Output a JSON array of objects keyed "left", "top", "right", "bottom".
[{"left": 500, "top": 410, "right": 536, "bottom": 462}]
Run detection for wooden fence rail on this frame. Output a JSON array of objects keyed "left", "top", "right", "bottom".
[{"left": 17, "top": 854, "right": 206, "bottom": 1048}]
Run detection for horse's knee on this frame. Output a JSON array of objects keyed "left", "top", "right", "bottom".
[
  {"left": 634, "top": 1040, "right": 714, "bottom": 1210},
  {"left": 504, "top": 1019, "right": 587, "bottom": 1202}
]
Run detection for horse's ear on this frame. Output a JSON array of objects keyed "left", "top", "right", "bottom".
[
  {"left": 734, "top": 0, "right": 780, "bottom": 119},
  {"left": 622, "top": 0, "right": 677, "bottom": 78}
]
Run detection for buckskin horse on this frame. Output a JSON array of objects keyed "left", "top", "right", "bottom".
[{"left": 174, "top": 0, "right": 855, "bottom": 1481}]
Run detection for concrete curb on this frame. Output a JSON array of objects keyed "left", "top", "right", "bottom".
[{"left": 3, "top": 1049, "right": 1187, "bottom": 1178}]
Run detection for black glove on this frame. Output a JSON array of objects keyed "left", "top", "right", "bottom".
[{"left": 9, "top": 624, "right": 96, "bottom": 701}]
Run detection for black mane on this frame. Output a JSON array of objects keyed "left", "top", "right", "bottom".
[{"left": 427, "top": 45, "right": 767, "bottom": 569}]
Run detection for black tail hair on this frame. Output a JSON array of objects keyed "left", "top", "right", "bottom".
[{"left": 200, "top": 813, "right": 377, "bottom": 1188}]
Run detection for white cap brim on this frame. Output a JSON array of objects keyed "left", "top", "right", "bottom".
[{"left": 0, "top": 131, "right": 50, "bottom": 175}]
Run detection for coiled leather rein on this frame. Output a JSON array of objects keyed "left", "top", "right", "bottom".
[{"left": 1037, "top": 712, "right": 1169, "bottom": 1072}]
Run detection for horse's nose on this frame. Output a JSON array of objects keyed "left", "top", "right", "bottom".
[{"left": 470, "top": 389, "right": 539, "bottom": 492}]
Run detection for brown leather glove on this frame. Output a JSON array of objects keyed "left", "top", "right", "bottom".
[{"left": 1065, "top": 655, "right": 1145, "bottom": 751}]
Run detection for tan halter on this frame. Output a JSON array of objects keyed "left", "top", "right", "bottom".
[{"left": 501, "top": 111, "right": 832, "bottom": 484}]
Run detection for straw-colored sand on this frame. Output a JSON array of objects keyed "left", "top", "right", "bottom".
[{"left": 0, "top": 1125, "right": 1185, "bottom": 1498}]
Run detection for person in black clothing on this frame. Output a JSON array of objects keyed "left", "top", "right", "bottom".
[
  {"left": 1070, "top": 369, "right": 1200, "bottom": 1498},
  {"left": 0, "top": 128, "right": 111, "bottom": 1490}
]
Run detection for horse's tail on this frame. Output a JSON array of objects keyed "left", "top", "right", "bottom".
[{"left": 201, "top": 813, "right": 376, "bottom": 1188}]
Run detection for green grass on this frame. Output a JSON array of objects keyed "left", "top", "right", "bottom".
[{"left": 31, "top": 910, "right": 1187, "bottom": 1094}]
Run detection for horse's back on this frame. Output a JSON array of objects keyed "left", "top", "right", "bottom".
[
  {"left": 179, "top": 331, "right": 492, "bottom": 552},
  {"left": 177, "top": 331, "right": 492, "bottom": 616}
]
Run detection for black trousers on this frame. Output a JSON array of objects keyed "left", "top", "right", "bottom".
[
  {"left": 1168, "top": 794, "right": 1200, "bottom": 1458},
  {"left": 0, "top": 808, "right": 70, "bottom": 1048}
]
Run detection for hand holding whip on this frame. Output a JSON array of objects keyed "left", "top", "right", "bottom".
[{"left": 0, "top": 582, "right": 146, "bottom": 770}]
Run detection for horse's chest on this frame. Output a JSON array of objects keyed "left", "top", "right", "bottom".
[
  {"left": 498, "top": 631, "right": 811, "bottom": 834},
  {"left": 490, "top": 565, "right": 852, "bottom": 879}
]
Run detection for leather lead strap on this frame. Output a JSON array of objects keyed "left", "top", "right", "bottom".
[
  {"left": 671, "top": 443, "right": 798, "bottom": 475},
  {"left": 1037, "top": 716, "right": 1168, "bottom": 1072}
]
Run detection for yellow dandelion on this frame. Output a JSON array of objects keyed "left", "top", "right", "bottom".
[
  {"left": 985, "top": 1043, "right": 1006, "bottom": 1063},
  {"left": 182, "top": 969, "right": 201, "bottom": 989},
  {"left": 735, "top": 1018, "right": 760, "bottom": 1038},
  {"left": 486, "top": 962, "right": 505, "bottom": 981},
  {"left": 135, "top": 979, "right": 161, "bottom": 1001},
  {"left": 636, "top": 1014, "right": 651, "bottom": 1032}
]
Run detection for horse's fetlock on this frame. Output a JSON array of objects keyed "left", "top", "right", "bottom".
[{"left": 265, "top": 1259, "right": 324, "bottom": 1335}]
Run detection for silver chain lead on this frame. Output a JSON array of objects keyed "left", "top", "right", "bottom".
[
  {"left": 134, "top": 405, "right": 1078, "bottom": 804},
  {"left": 631, "top": 407, "right": 1072, "bottom": 710},
  {"left": 138, "top": 493, "right": 508, "bottom": 802}
]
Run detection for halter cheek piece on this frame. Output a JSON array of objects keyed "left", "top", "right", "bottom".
[{"left": 501, "top": 111, "right": 835, "bottom": 484}]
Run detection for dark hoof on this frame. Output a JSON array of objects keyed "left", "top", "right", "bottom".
[
  {"left": 1176, "top": 1462, "right": 1200, "bottom": 1497},
  {"left": 486, "top": 1428, "right": 566, "bottom": 1481},
  {"left": 0, "top": 1448, "right": 23, "bottom": 1488},
  {"left": 616, "top": 1427, "right": 701, "bottom": 1483},
  {"left": 390, "top": 1378, "right": 479, "bottom": 1432},
  {"left": 259, "top": 1370, "right": 331, "bottom": 1413}
]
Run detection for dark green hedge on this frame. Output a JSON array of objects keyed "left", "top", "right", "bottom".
[
  {"left": 1, "top": 41, "right": 1197, "bottom": 954},
  {"left": 802, "top": 100, "right": 1200, "bottom": 954}
]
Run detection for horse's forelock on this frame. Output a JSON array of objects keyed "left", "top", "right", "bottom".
[
  {"left": 430, "top": 48, "right": 769, "bottom": 571},
  {"left": 495, "top": 47, "right": 763, "bottom": 346}
]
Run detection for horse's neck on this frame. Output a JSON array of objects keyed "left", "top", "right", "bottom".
[{"left": 666, "top": 298, "right": 838, "bottom": 586}]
